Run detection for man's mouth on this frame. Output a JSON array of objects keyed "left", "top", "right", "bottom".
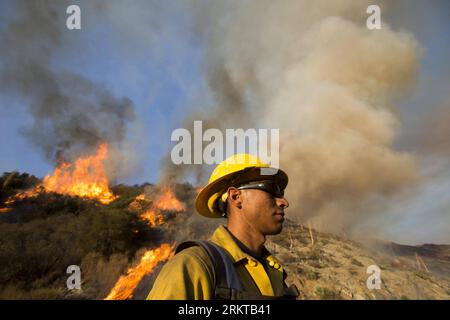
[{"left": 274, "top": 212, "right": 285, "bottom": 218}]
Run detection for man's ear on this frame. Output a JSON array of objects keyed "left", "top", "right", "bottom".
[{"left": 227, "top": 187, "right": 242, "bottom": 209}]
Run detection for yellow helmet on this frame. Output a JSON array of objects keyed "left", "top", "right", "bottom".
[{"left": 195, "top": 153, "right": 288, "bottom": 218}]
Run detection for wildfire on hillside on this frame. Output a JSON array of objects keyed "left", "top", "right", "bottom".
[
  {"left": 3, "top": 144, "right": 117, "bottom": 206},
  {"left": 104, "top": 243, "right": 174, "bottom": 300}
]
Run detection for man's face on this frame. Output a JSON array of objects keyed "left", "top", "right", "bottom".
[{"left": 240, "top": 188, "right": 289, "bottom": 236}]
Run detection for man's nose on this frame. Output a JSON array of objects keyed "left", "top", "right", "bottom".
[{"left": 276, "top": 196, "right": 289, "bottom": 209}]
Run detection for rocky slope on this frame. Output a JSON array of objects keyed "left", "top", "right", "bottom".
[{"left": 267, "top": 221, "right": 450, "bottom": 299}]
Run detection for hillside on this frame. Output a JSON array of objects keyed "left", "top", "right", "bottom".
[
  {"left": 1, "top": 172, "right": 449, "bottom": 300},
  {"left": 268, "top": 222, "right": 450, "bottom": 299}
]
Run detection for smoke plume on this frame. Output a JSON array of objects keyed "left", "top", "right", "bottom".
[
  {"left": 173, "top": 0, "right": 423, "bottom": 236},
  {"left": 2, "top": 0, "right": 449, "bottom": 242},
  {"left": 0, "top": 1, "right": 135, "bottom": 179}
]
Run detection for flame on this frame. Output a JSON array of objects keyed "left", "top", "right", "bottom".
[
  {"left": 140, "top": 209, "right": 164, "bottom": 227},
  {"left": 3, "top": 144, "right": 117, "bottom": 205},
  {"left": 137, "top": 186, "right": 185, "bottom": 226},
  {"left": 42, "top": 144, "right": 117, "bottom": 204},
  {"left": 0, "top": 207, "right": 11, "bottom": 214},
  {"left": 104, "top": 243, "right": 174, "bottom": 300},
  {"left": 135, "top": 193, "right": 146, "bottom": 201},
  {"left": 4, "top": 187, "right": 42, "bottom": 206},
  {"left": 154, "top": 186, "right": 186, "bottom": 212}
]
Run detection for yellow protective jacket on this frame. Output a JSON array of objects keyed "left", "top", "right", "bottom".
[{"left": 147, "top": 225, "right": 291, "bottom": 300}]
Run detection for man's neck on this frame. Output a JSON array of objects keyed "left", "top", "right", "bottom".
[{"left": 226, "top": 223, "right": 265, "bottom": 257}]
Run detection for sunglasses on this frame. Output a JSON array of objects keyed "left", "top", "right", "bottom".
[{"left": 236, "top": 180, "right": 285, "bottom": 198}]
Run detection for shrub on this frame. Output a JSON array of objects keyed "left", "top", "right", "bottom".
[{"left": 315, "top": 286, "right": 338, "bottom": 300}]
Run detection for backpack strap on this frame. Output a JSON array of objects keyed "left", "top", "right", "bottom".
[
  {"left": 175, "top": 240, "right": 299, "bottom": 300},
  {"left": 176, "top": 240, "right": 243, "bottom": 299}
]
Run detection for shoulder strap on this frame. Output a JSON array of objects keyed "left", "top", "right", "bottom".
[
  {"left": 176, "top": 240, "right": 243, "bottom": 297},
  {"left": 176, "top": 240, "right": 299, "bottom": 300}
]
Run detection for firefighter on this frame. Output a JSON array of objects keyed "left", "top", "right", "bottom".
[{"left": 147, "top": 153, "right": 299, "bottom": 300}]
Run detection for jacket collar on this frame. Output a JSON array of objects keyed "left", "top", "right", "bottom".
[{"left": 209, "top": 225, "right": 272, "bottom": 264}]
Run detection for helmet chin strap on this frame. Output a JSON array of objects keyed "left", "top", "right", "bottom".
[{"left": 217, "top": 197, "right": 228, "bottom": 217}]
